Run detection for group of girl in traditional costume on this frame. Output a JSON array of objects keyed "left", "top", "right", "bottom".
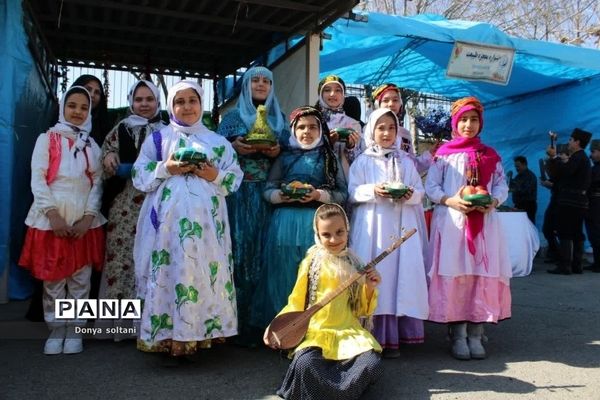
[
  {"left": 133, "top": 80, "right": 243, "bottom": 356},
  {"left": 19, "top": 85, "right": 106, "bottom": 355},
  {"left": 95, "top": 80, "right": 166, "bottom": 340},
  {"left": 425, "top": 97, "right": 511, "bottom": 360},
  {"left": 216, "top": 66, "right": 289, "bottom": 345},
  {"left": 348, "top": 107, "right": 429, "bottom": 358},
  {"left": 19, "top": 66, "right": 511, "bottom": 399},
  {"left": 252, "top": 105, "right": 347, "bottom": 330}
]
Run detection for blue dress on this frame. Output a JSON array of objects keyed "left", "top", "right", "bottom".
[
  {"left": 216, "top": 110, "right": 289, "bottom": 343},
  {"left": 251, "top": 146, "right": 347, "bottom": 329}
]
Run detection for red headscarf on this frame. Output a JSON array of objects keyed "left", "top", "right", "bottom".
[{"left": 436, "top": 97, "right": 500, "bottom": 256}]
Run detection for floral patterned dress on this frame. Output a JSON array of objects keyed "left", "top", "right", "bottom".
[
  {"left": 100, "top": 119, "right": 166, "bottom": 302},
  {"left": 132, "top": 125, "right": 243, "bottom": 354}
]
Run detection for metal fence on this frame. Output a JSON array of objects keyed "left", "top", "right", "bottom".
[
  {"left": 344, "top": 85, "right": 452, "bottom": 139},
  {"left": 56, "top": 66, "right": 214, "bottom": 111}
]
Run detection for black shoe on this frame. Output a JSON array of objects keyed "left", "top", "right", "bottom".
[
  {"left": 382, "top": 348, "right": 402, "bottom": 359},
  {"left": 160, "top": 354, "right": 194, "bottom": 367},
  {"left": 161, "top": 355, "right": 181, "bottom": 367},
  {"left": 544, "top": 258, "right": 558, "bottom": 264},
  {"left": 548, "top": 267, "right": 571, "bottom": 275}
]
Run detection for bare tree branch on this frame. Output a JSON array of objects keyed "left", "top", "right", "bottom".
[{"left": 365, "top": 0, "right": 599, "bottom": 47}]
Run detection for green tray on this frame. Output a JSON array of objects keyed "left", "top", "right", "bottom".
[
  {"left": 385, "top": 185, "right": 409, "bottom": 198},
  {"left": 281, "top": 183, "right": 312, "bottom": 199},
  {"left": 244, "top": 137, "right": 277, "bottom": 145},
  {"left": 332, "top": 127, "right": 353, "bottom": 141},
  {"left": 173, "top": 148, "right": 207, "bottom": 165},
  {"left": 463, "top": 193, "right": 492, "bottom": 207}
]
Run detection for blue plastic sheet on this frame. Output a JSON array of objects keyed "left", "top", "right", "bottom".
[
  {"left": 321, "top": 13, "right": 600, "bottom": 237},
  {"left": 1, "top": 0, "right": 56, "bottom": 298},
  {"left": 321, "top": 13, "right": 600, "bottom": 103},
  {"left": 0, "top": 1, "right": 33, "bottom": 278}
]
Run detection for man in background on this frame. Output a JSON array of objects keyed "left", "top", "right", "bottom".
[
  {"left": 584, "top": 139, "right": 600, "bottom": 273},
  {"left": 546, "top": 128, "right": 592, "bottom": 275},
  {"left": 540, "top": 144, "right": 568, "bottom": 263},
  {"left": 510, "top": 156, "right": 538, "bottom": 223}
]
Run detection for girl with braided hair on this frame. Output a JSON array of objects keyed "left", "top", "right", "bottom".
[
  {"left": 268, "top": 203, "right": 382, "bottom": 400},
  {"left": 251, "top": 106, "right": 347, "bottom": 329},
  {"left": 315, "top": 75, "right": 362, "bottom": 180}
]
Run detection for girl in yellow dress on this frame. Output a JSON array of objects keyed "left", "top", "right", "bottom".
[{"left": 266, "top": 203, "right": 382, "bottom": 400}]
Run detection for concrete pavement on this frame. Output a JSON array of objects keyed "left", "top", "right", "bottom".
[{"left": 1, "top": 257, "right": 599, "bottom": 400}]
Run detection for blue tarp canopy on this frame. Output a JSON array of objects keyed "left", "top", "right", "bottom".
[
  {"left": 320, "top": 12, "right": 600, "bottom": 232},
  {"left": 320, "top": 13, "right": 600, "bottom": 104}
]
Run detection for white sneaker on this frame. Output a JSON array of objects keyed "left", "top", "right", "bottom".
[
  {"left": 44, "top": 327, "right": 66, "bottom": 355},
  {"left": 63, "top": 338, "right": 83, "bottom": 354},
  {"left": 63, "top": 327, "right": 83, "bottom": 354}
]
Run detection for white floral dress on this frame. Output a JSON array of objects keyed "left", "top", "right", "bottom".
[{"left": 132, "top": 125, "right": 243, "bottom": 351}]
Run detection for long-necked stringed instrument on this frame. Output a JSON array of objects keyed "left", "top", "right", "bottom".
[{"left": 264, "top": 228, "right": 416, "bottom": 350}]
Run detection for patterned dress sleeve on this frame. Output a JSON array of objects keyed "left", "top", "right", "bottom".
[
  {"left": 414, "top": 151, "right": 434, "bottom": 174},
  {"left": 132, "top": 131, "right": 171, "bottom": 193},
  {"left": 344, "top": 118, "right": 363, "bottom": 164},
  {"left": 209, "top": 138, "right": 243, "bottom": 196},
  {"left": 101, "top": 121, "right": 121, "bottom": 159}
]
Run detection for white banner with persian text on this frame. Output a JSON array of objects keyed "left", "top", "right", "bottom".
[{"left": 446, "top": 41, "right": 515, "bottom": 85}]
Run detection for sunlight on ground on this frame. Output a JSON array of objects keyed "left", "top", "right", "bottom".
[{"left": 432, "top": 362, "right": 591, "bottom": 397}]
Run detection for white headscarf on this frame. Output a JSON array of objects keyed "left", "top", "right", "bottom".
[
  {"left": 49, "top": 86, "right": 93, "bottom": 155},
  {"left": 167, "top": 80, "right": 212, "bottom": 135},
  {"left": 288, "top": 123, "right": 323, "bottom": 151},
  {"left": 362, "top": 108, "right": 401, "bottom": 157},
  {"left": 123, "top": 80, "right": 161, "bottom": 127}
]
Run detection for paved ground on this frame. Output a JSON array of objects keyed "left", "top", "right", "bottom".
[{"left": 1, "top": 257, "right": 599, "bottom": 400}]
